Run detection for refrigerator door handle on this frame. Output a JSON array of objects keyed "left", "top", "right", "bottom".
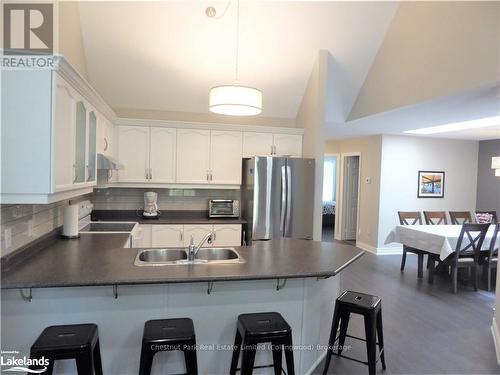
[
  {"left": 285, "top": 165, "right": 292, "bottom": 236},
  {"left": 280, "top": 165, "right": 287, "bottom": 234}
]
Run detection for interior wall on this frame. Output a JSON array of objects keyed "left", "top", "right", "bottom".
[
  {"left": 296, "top": 50, "right": 330, "bottom": 241},
  {"left": 378, "top": 135, "right": 479, "bottom": 250},
  {"left": 325, "top": 135, "right": 382, "bottom": 250},
  {"left": 349, "top": 1, "right": 500, "bottom": 120},
  {"left": 58, "top": 1, "right": 88, "bottom": 79},
  {"left": 476, "top": 139, "right": 500, "bottom": 214}
]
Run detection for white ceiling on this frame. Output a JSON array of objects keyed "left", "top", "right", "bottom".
[
  {"left": 78, "top": 1, "right": 398, "bottom": 120},
  {"left": 325, "top": 84, "right": 500, "bottom": 141}
]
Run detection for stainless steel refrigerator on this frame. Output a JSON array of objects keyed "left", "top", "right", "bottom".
[{"left": 241, "top": 157, "right": 315, "bottom": 244}]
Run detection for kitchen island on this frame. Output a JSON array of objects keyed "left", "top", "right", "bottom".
[{"left": 1, "top": 237, "right": 364, "bottom": 374}]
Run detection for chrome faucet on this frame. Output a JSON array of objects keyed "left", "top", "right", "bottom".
[{"left": 187, "top": 233, "right": 213, "bottom": 262}]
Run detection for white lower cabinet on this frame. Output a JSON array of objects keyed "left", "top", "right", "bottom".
[
  {"left": 151, "top": 225, "right": 184, "bottom": 247},
  {"left": 146, "top": 224, "right": 242, "bottom": 248},
  {"left": 183, "top": 225, "right": 213, "bottom": 247},
  {"left": 212, "top": 225, "right": 242, "bottom": 247}
]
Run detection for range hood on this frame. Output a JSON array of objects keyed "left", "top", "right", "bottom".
[{"left": 97, "top": 153, "right": 121, "bottom": 170}]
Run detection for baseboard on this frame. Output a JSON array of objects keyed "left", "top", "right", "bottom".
[
  {"left": 304, "top": 350, "right": 327, "bottom": 375},
  {"left": 376, "top": 245, "right": 403, "bottom": 255},
  {"left": 356, "top": 241, "right": 403, "bottom": 255},
  {"left": 492, "top": 318, "right": 500, "bottom": 365},
  {"left": 356, "top": 241, "right": 377, "bottom": 254}
]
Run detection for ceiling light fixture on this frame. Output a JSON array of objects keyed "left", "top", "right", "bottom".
[
  {"left": 208, "top": 0, "right": 262, "bottom": 116},
  {"left": 404, "top": 116, "right": 500, "bottom": 135}
]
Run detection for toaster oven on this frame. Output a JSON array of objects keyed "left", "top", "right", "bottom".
[{"left": 209, "top": 199, "right": 240, "bottom": 218}]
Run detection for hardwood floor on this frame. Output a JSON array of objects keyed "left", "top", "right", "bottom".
[{"left": 313, "top": 249, "right": 499, "bottom": 374}]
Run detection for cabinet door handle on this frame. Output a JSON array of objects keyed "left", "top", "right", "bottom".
[
  {"left": 104, "top": 138, "right": 108, "bottom": 152},
  {"left": 270, "top": 145, "right": 274, "bottom": 155},
  {"left": 149, "top": 168, "right": 152, "bottom": 180},
  {"left": 179, "top": 231, "right": 183, "bottom": 242},
  {"left": 73, "top": 164, "right": 77, "bottom": 183},
  {"left": 206, "top": 171, "right": 209, "bottom": 181},
  {"left": 87, "top": 165, "right": 91, "bottom": 181},
  {"left": 209, "top": 170, "right": 213, "bottom": 182},
  {"left": 145, "top": 168, "right": 149, "bottom": 180}
]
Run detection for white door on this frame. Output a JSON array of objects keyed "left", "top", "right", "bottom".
[
  {"left": 210, "top": 130, "right": 243, "bottom": 185},
  {"left": 53, "top": 75, "right": 76, "bottom": 191},
  {"left": 116, "top": 126, "right": 149, "bottom": 182},
  {"left": 212, "top": 225, "right": 242, "bottom": 247},
  {"left": 151, "top": 225, "right": 184, "bottom": 247},
  {"left": 183, "top": 225, "right": 213, "bottom": 247},
  {"left": 176, "top": 129, "right": 210, "bottom": 184},
  {"left": 273, "top": 134, "right": 302, "bottom": 157},
  {"left": 150, "top": 127, "right": 176, "bottom": 183},
  {"left": 242, "top": 132, "right": 273, "bottom": 157},
  {"left": 342, "top": 156, "right": 360, "bottom": 241}
]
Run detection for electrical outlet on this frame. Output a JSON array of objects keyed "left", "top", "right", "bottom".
[
  {"left": 365, "top": 177, "right": 372, "bottom": 184},
  {"left": 4, "top": 228, "right": 12, "bottom": 249}
]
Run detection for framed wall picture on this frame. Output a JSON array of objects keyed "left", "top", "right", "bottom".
[{"left": 417, "top": 171, "right": 445, "bottom": 198}]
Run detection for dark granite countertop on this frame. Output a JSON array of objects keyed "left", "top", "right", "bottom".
[
  {"left": 91, "top": 210, "right": 246, "bottom": 225},
  {"left": 0, "top": 236, "right": 364, "bottom": 289}
]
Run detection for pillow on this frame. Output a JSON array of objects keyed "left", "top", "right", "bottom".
[{"left": 475, "top": 213, "right": 493, "bottom": 224}]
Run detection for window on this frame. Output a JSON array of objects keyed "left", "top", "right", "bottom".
[{"left": 323, "top": 157, "right": 337, "bottom": 203}]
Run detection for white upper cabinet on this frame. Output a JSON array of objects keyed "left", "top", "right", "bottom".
[
  {"left": 151, "top": 225, "right": 184, "bottom": 247},
  {"left": 117, "top": 126, "right": 149, "bottom": 182},
  {"left": 212, "top": 224, "right": 242, "bottom": 247},
  {"left": 242, "top": 132, "right": 303, "bottom": 158},
  {"left": 176, "top": 129, "right": 211, "bottom": 184},
  {"left": 210, "top": 130, "right": 243, "bottom": 184},
  {"left": 150, "top": 127, "right": 176, "bottom": 183},
  {"left": 242, "top": 132, "right": 273, "bottom": 157},
  {"left": 273, "top": 134, "right": 303, "bottom": 157},
  {"left": 53, "top": 76, "right": 76, "bottom": 191}
]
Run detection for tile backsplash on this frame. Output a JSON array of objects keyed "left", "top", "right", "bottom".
[
  {"left": 1, "top": 203, "right": 65, "bottom": 256},
  {"left": 90, "top": 188, "right": 240, "bottom": 211}
]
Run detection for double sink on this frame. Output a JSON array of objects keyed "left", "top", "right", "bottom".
[{"left": 134, "top": 247, "right": 245, "bottom": 266}]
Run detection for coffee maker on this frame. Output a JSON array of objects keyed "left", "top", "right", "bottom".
[{"left": 142, "top": 192, "right": 160, "bottom": 219}]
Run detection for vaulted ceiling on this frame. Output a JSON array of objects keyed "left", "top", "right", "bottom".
[{"left": 78, "top": 1, "right": 398, "bottom": 121}]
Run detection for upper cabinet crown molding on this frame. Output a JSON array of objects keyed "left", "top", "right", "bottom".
[
  {"left": 55, "top": 55, "right": 117, "bottom": 124},
  {"left": 115, "top": 117, "right": 304, "bottom": 135}
]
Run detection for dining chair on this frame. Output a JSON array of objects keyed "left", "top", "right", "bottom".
[
  {"left": 398, "top": 211, "right": 427, "bottom": 278},
  {"left": 475, "top": 210, "right": 498, "bottom": 224},
  {"left": 443, "top": 223, "right": 489, "bottom": 293},
  {"left": 481, "top": 223, "right": 499, "bottom": 291},
  {"left": 423, "top": 211, "right": 448, "bottom": 225},
  {"left": 449, "top": 211, "right": 473, "bottom": 225}
]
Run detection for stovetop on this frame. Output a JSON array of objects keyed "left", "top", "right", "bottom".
[{"left": 80, "top": 222, "right": 137, "bottom": 233}]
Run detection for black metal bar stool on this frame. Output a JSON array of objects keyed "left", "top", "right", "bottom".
[
  {"left": 322, "top": 291, "right": 386, "bottom": 375},
  {"left": 29, "top": 323, "right": 103, "bottom": 375},
  {"left": 139, "top": 318, "right": 198, "bottom": 375},
  {"left": 230, "top": 312, "right": 294, "bottom": 375}
]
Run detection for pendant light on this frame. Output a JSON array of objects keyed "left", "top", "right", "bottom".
[{"left": 209, "top": 0, "right": 262, "bottom": 116}]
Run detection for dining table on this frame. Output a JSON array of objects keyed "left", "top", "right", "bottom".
[{"left": 385, "top": 224, "right": 499, "bottom": 283}]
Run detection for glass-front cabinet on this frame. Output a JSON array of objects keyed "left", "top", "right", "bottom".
[
  {"left": 74, "top": 101, "right": 87, "bottom": 184},
  {"left": 87, "top": 111, "right": 97, "bottom": 183}
]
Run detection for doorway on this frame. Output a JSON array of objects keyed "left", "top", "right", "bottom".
[
  {"left": 341, "top": 155, "right": 360, "bottom": 245},
  {"left": 322, "top": 155, "right": 338, "bottom": 242}
]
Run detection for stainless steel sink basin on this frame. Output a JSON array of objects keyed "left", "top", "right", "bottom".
[
  {"left": 196, "top": 248, "right": 242, "bottom": 262},
  {"left": 134, "top": 247, "right": 245, "bottom": 266}
]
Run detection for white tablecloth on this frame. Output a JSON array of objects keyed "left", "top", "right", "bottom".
[{"left": 385, "top": 225, "right": 499, "bottom": 261}]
